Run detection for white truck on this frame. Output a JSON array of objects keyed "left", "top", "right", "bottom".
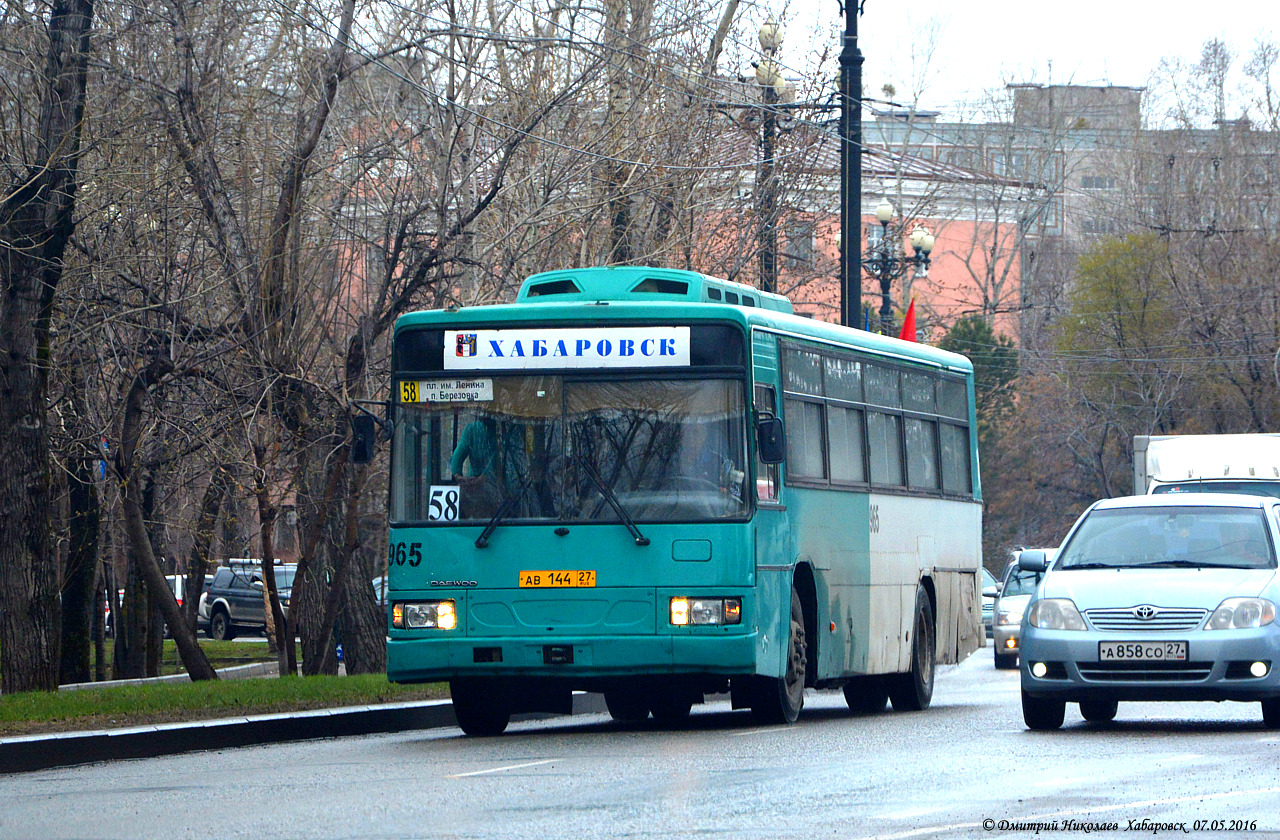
[{"left": 1133, "top": 434, "right": 1280, "bottom": 497}]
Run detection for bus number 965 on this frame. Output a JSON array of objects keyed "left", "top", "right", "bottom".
[{"left": 389, "top": 542, "right": 423, "bottom": 567}]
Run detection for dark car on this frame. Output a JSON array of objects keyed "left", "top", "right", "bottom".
[{"left": 204, "top": 561, "right": 295, "bottom": 640}]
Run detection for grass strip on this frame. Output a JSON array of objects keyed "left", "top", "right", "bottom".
[{"left": 0, "top": 674, "right": 448, "bottom": 737}]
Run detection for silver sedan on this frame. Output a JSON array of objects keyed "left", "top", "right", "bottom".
[{"left": 1019, "top": 493, "right": 1280, "bottom": 730}]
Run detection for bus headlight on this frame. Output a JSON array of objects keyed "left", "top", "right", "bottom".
[
  {"left": 392, "top": 600, "right": 457, "bottom": 630},
  {"left": 670, "top": 597, "right": 741, "bottom": 626}
]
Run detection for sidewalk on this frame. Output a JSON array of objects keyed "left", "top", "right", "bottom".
[{"left": 1, "top": 664, "right": 607, "bottom": 774}]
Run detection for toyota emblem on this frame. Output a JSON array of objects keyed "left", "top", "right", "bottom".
[{"left": 1133, "top": 605, "right": 1158, "bottom": 620}]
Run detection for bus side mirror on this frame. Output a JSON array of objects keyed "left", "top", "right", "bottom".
[
  {"left": 756, "top": 415, "right": 785, "bottom": 464},
  {"left": 351, "top": 414, "right": 377, "bottom": 464}
]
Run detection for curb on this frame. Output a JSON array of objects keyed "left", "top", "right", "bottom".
[{"left": 0, "top": 692, "right": 608, "bottom": 774}]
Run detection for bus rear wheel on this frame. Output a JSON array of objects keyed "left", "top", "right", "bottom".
[
  {"left": 888, "top": 590, "right": 935, "bottom": 712},
  {"left": 843, "top": 676, "right": 888, "bottom": 714},
  {"left": 450, "top": 679, "right": 511, "bottom": 737},
  {"left": 751, "top": 588, "right": 806, "bottom": 724}
]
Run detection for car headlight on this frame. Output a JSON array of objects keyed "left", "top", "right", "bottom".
[
  {"left": 392, "top": 600, "right": 457, "bottom": 630},
  {"left": 1027, "top": 598, "right": 1086, "bottom": 631},
  {"left": 1206, "top": 598, "right": 1276, "bottom": 630},
  {"left": 670, "top": 597, "right": 741, "bottom": 626},
  {"left": 995, "top": 609, "right": 1024, "bottom": 627}
]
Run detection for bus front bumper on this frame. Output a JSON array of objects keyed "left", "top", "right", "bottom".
[{"left": 387, "top": 631, "right": 760, "bottom": 683}]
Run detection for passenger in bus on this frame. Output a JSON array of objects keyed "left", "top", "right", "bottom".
[
  {"left": 450, "top": 416, "right": 499, "bottom": 480},
  {"left": 450, "top": 415, "right": 536, "bottom": 518}
]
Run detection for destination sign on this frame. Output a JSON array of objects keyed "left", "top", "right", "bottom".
[
  {"left": 444, "top": 327, "right": 691, "bottom": 370},
  {"left": 399, "top": 378, "right": 493, "bottom": 403}
]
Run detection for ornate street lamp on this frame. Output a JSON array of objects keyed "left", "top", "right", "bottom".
[
  {"left": 862, "top": 199, "right": 934, "bottom": 334},
  {"left": 755, "top": 17, "right": 793, "bottom": 294}
]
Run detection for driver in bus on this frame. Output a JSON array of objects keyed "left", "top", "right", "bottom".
[{"left": 683, "top": 420, "right": 744, "bottom": 499}]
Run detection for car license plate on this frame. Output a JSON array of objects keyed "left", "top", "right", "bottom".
[
  {"left": 519, "top": 570, "right": 596, "bottom": 588},
  {"left": 1098, "top": 641, "right": 1187, "bottom": 661}
]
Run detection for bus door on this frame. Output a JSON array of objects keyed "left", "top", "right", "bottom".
[{"left": 752, "top": 383, "right": 793, "bottom": 676}]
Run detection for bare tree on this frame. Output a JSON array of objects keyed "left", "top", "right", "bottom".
[{"left": 0, "top": 0, "right": 95, "bottom": 694}]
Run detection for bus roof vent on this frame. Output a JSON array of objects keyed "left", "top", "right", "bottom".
[
  {"left": 525, "top": 278, "right": 582, "bottom": 297},
  {"left": 515, "top": 266, "right": 793, "bottom": 313}
]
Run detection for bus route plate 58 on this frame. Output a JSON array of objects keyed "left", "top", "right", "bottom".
[{"left": 519, "top": 570, "right": 596, "bottom": 588}]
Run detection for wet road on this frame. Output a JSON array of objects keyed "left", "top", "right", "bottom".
[{"left": 3, "top": 651, "right": 1278, "bottom": 839}]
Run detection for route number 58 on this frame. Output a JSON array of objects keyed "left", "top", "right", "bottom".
[{"left": 428, "top": 485, "right": 460, "bottom": 522}]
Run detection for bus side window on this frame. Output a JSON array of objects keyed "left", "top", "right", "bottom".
[{"left": 755, "top": 383, "right": 779, "bottom": 502}]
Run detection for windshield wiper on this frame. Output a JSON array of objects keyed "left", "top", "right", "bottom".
[
  {"left": 474, "top": 474, "right": 539, "bottom": 549},
  {"left": 1135, "top": 559, "right": 1217, "bottom": 568},
  {"left": 577, "top": 456, "right": 650, "bottom": 547},
  {"left": 1059, "top": 561, "right": 1116, "bottom": 570}
]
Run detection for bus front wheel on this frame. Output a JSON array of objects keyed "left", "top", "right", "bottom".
[
  {"left": 751, "top": 588, "right": 807, "bottom": 724},
  {"left": 604, "top": 687, "right": 651, "bottom": 723},
  {"left": 450, "top": 679, "right": 511, "bottom": 736},
  {"left": 888, "top": 590, "right": 935, "bottom": 712}
]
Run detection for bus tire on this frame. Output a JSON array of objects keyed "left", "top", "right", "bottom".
[
  {"left": 649, "top": 691, "right": 694, "bottom": 724},
  {"left": 842, "top": 676, "right": 888, "bottom": 714},
  {"left": 450, "top": 679, "right": 511, "bottom": 737},
  {"left": 889, "top": 589, "right": 935, "bottom": 712},
  {"left": 604, "top": 688, "right": 650, "bottom": 723},
  {"left": 751, "top": 588, "right": 806, "bottom": 724}
]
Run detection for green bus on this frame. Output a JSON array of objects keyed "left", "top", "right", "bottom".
[{"left": 368, "top": 266, "right": 983, "bottom": 735}]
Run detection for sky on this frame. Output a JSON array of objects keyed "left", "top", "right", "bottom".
[{"left": 776, "top": 0, "right": 1275, "bottom": 117}]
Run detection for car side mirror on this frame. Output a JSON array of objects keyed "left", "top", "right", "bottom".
[
  {"left": 251, "top": 579, "right": 264, "bottom": 590},
  {"left": 756, "top": 415, "right": 785, "bottom": 464},
  {"left": 982, "top": 585, "right": 998, "bottom": 598},
  {"left": 1018, "top": 549, "right": 1049, "bottom": 573}
]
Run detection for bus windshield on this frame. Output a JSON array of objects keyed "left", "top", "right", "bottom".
[{"left": 391, "top": 376, "right": 748, "bottom": 524}]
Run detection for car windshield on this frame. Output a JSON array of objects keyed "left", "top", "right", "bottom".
[
  {"left": 1056, "top": 505, "right": 1276, "bottom": 570},
  {"left": 1153, "top": 481, "right": 1280, "bottom": 500},
  {"left": 1002, "top": 568, "right": 1042, "bottom": 596},
  {"left": 390, "top": 376, "right": 748, "bottom": 524}
]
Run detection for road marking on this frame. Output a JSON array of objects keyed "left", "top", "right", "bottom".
[
  {"left": 729, "top": 726, "right": 792, "bottom": 737},
  {"left": 866, "top": 785, "right": 1280, "bottom": 839},
  {"left": 446, "top": 759, "right": 556, "bottom": 778}
]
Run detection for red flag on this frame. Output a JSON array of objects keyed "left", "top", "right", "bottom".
[{"left": 898, "top": 297, "right": 917, "bottom": 342}]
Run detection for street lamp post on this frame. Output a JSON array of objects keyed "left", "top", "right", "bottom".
[
  {"left": 862, "top": 199, "right": 934, "bottom": 334},
  {"left": 838, "top": 0, "right": 863, "bottom": 327},
  {"left": 755, "top": 18, "right": 792, "bottom": 295}
]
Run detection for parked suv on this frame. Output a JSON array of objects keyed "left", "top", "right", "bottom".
[{"left": 204, "top": 561, "right": 296, "bottom": 640}]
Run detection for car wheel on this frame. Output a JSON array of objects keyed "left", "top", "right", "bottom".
[
  {"left": 1079, "top": 698, "right": 1118, "bottom": 723},
  {"left": 1262, "top": 698, "right": 1280, "bottom": 729},
  {"left": 450, "top": 679, "right": 511, "bottom": 737},
  {"left": 750, "top": 588, "right": 807, "bottom": 724},
  {"left": 1022, "top": 690, "right": 1065, "bottom": 730},
  {"left": 843, "top": 676, "right": 888, "bottom": 714},
  {"left": 994, "top": 651, "right": 1018, "bottom": 670},
  {"left": 604, "top": 688, "right": 650, "bottom": 723},
  {"left": 889, "top": 590, "right": 936, "bottom": 712},
  {"left": 210, "top": 609, "right": 235, "bottom": 641}
]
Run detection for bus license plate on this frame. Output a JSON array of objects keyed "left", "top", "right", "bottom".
[
  {"left": 1098, "top": 641, "right": 1187, "bottom": 661},
  {"left": 519, "top": 570, "right": 596, "bottom": 588}
]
